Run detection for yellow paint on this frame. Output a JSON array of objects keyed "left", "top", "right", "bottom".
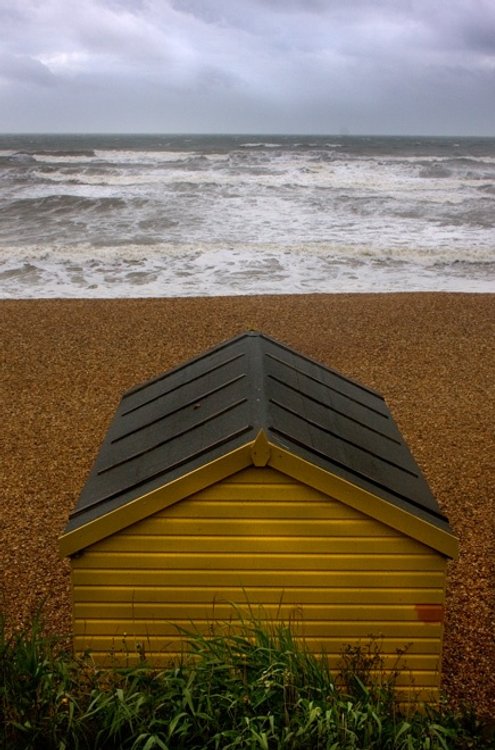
[
  {"left": 74, "top": 551, "right": 445, "bottom": 571},
  {"left": 268, "top": 446, "right": 458, "bottom": 558},
  {"left": 59, "top": 444, "right": 253, "bottom": 557},
  {"left": 250, "top": 429, "right": 271, "bottom": 466},
  {"left": 73, "top": 569, "right": 446, "bottom": 587},
  {"left": 71, "top": 632, "right": 441, "bottom": 655},
  {"left": 73, "top": 586, "right": 443, "bottom": 605},
  {"left": 70, "top": 466, "right": 450, "bottom": 697},
  {"left": 60, "top": 434, "right": 458, "bottom": 558},
  {"left": 73, "top": 619, "right": 443, "bottom": 639}
]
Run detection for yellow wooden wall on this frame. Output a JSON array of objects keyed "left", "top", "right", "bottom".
[{"left": 71, "top": 467, "right": 448, "bottom": 696}]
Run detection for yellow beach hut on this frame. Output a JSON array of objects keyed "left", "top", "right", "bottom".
[{"left": 59, "top": 332, "right": 457, "bottom": 697}]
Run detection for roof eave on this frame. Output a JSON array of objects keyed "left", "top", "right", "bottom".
[
  {"left": 59, "top": 441, "right": 255, "bottom": 558},
  {"left": 59, "top": 431, "right": 458, "bottom": 560},
  {"left": 266, "top": 440, "right": 458, "bottom": 559}
]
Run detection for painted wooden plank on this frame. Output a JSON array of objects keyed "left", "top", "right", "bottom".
[
  {"left": 73, "top": 585, "right": 444, "bottom": 605},
  {"left": 92, "top": 536, "right": 431, "bottom": 555},
  {"left": 219, "top": 467, "right": 295, "bottom": 484},
  {"left": 114, "top": 517, "right": 401, "bottom": 537},
  {"left": 101, "top": 531, "right": 392, "bottom": 549},
  {"left": 293, "top": 640, "right": 442, "bottom": 656},
  {"left": 73, "top": 619, "right": 442, "bottom": 638},
  {"left": 71, "top": 632, "right": 441, "bottom": 655},
  {"left": 188, "top": 481, "right": 333, "bottom": 498},
  {"left": 73, "top": 568, "right": 446, "bottom": 588},
  {"left": 154, "top": 498, "right": 365, "bottom": 520},
  {"left": 73, "top": 552, "right": 446, "bottom": 571},
  {"left": 74, "top": 602, "right": 439, "bottom": 621}
]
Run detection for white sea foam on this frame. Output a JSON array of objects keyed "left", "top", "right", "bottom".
[
  {"left": 0, "top": 242, "right": 493, "bottom": 298},
  {"left": 1, "top": 133, "right": 494, "bottom": 298}
]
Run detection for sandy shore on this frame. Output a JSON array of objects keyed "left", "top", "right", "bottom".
[{"left": 1, "top": 293, "right": 494, "bottom": 714}]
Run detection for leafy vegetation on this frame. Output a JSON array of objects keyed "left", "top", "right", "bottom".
[{"left": 1, "top": 609, "right": 493, "bottom": 750}]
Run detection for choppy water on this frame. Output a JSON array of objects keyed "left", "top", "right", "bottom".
[{"left": 0, "top": 133, "right": 494, "bottom": 297}]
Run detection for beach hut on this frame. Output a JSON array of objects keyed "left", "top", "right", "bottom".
[{"left": 60, "top": 331, "right": 457, "bottom": 697}]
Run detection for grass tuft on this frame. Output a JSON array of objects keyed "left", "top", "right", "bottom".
[{"left": 1, "top": 608, "right": 493, "bottom": 749}]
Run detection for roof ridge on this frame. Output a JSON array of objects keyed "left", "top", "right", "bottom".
[
  {"left": 247, "top": 333, "right": 270, "bottom": 433},
  {"left": 62, "top": 331, "right": 453, "bottom": 542}
]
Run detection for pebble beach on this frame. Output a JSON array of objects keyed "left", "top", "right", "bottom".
[{"left": 1, "top": 293, "right": 494, "bottom": 714}]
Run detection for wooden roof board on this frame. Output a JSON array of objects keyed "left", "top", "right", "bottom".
[
  {"left": 260, "top": 336, "right": 446, "bottom": 527},
  {"left": 64, "top": 332, "right": 452, "bottom": 536}
]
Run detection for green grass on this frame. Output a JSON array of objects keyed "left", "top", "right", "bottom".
[{"left": 1, "top": 609, "right": 493, "bottom": 750}]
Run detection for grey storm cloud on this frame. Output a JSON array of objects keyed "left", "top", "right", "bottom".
[
  {"left": 0, "top": 53, "right": 56, "bottom": 87},
  {"left": 0, "top": 0, "right": 494, "bottom": 134}
]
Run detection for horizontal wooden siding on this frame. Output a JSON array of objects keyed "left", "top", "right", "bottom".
[{"left": 71, "top": 467, "right": 447, "bottom": 694}]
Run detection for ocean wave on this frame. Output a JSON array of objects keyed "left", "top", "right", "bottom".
[
  {"left": 1, "top": 243, "right": 493, "bottom": 298},
  {"left": 1, "top": 133, "right": 494, "bottom": 297},
  {"left": 6, "top": 152, "right": 38, "bottom": 165},
  {"left": 33, "top": 149, "right": 97, "bottom": 158},
  {"left": 94, "top": 149, "right": 196, "bottom": 165},
  {"left": 418, "top": 164, "right": 453, "bottom": 179},
  {"left": 0, "top": 194, "right": 129, "bottom": 217},
  {"left": 239, "top": 142, "right": 283, "bottom": 149},
  {"left": 1, "top": 240, "right": 493, "bottom": 266},
  {"left": 478, "top": 183, "right": 495, "bottom": 195}
]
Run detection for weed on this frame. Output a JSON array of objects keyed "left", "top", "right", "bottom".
[{"left": 1, "top": 607, "right": 493, "bottom": 750}]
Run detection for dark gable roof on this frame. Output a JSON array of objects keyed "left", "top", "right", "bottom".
[{"left": 65, "top": 331, "right": 451, "bottom": 534}]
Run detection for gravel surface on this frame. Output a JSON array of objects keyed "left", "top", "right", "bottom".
[{"left": 1, "top": 294, "right": 494, "bottom": 714}]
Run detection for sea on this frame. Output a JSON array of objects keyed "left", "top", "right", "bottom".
[{"left": 0, "top": 133, "right": 494, "bottom": 298}]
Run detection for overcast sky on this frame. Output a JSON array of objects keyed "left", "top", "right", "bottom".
[{"left": 1, "top": 0, "right": 494, "bottom": 135}]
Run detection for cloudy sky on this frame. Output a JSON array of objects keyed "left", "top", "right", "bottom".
[{"left": 1, "top": 0, "right": 494, "bottom": 135}]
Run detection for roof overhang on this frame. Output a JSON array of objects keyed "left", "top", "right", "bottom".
[{"left": 59, "top": 430, "right": 458, "bottom": 559}]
